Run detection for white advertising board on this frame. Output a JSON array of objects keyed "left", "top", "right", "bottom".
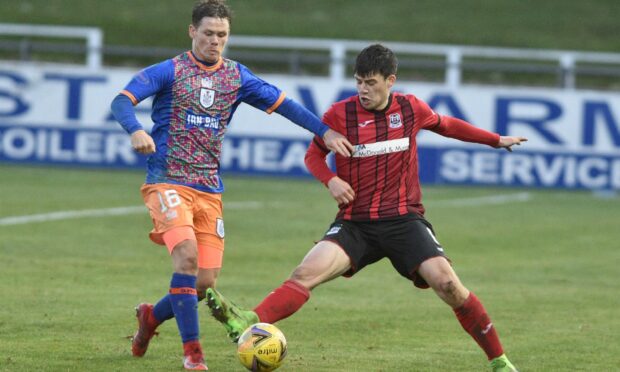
[{"left": 1, "top": 60, "right": 619, "bottom": 190}]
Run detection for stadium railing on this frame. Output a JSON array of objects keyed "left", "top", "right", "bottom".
[
  {"left": 0, "top": 23, "right": 103, "bottom": 69},
  {"left": 2, "top": 23, "right": 620, "bottom": 90}
]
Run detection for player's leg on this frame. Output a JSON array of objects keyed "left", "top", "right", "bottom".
[
  {"left": 253, "top": 239, "right": 352, "bottom": 322},
  {"left": 134, "top": 185, "right": 207, "bottom": 369},
  {"left": 417, "top": 256, "right": 469, "bottom": 307},
  {"left": 196, "top": 267, "right": 219, "bottom": 299},
  {"left": 139, "top": 267, "right": 215, "bottom": 339},
  {"left": 193, "top": 193, "right": 225, "bottom": 300},
  {"left": 195, "top": 235, "right": 224, "bottom": 299},
  {"left": 418, "top": 257, "right": 517, "bottom": 371},
  {"left": 206, "top": 219, "right": 366, "bottom": 342},
  {"left": 206, "top": 240, "right": 352, "bottom": 341},
  {"left": 249, "top": 220, "right": 371, "bottom": 325},
  {"left": 135, "top": 233, "right": 219, "bottom": 353},
  {"left": 132, "top": 185, "right": 192, "bottom": 357},
  {"left": 384, "top": 216, "right": 516, "bottom": 371},
  {"left": 168, "top": 237, "right": 207, "bottom": 370},
  {"left": 172, "top": 189, "right": 225, "bottom": 370}
]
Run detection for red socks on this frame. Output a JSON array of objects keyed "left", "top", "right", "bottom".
[
  {"left": 254, "top": 280, "right": 310, "bottom": 324},
  {"left": 453, "top": 292, "right": 504, "bottom": 360},
  {"left": 182, "top": 339, "right": 203, "bottom": 358},
  {"left": 252, "top": 282, "right": 502, "bottom": 361}
]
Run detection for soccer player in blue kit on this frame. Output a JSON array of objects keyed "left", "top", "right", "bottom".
[{"left": 110, "top": 0, "right": 352, "bottom": 369}]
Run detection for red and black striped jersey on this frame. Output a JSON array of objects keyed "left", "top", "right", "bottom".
[{"left": 306, "top": 92, "right": 500, "bottom": 221}]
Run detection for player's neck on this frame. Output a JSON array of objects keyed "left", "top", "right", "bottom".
[
  {"left": 190, "top": 51, "right": 219, "bottom": 66},
  {"left": 376, "top": 94, "right": 391, "bottom": 111},
  {"left": 366, "top": 93, "right": 392, "bottom": 113}
]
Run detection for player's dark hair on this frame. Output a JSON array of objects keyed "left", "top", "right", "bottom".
[
  {"left": 354, "top": 44, "right": 398, "bottom": 79},
  {"left": 192, "top": 0, "right": 232, "bottom": 27}
]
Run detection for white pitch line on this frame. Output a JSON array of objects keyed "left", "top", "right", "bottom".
[
  {"left": 0, "top": 193, "right": 529, "bottom": 226},
  {"left": 430, "top": 192, "right": 532, "bottom": 207},
  {"left": 0, "top": 206, "right": 146, "bottom": 226},
  {"left": 0, "top": 201, "right": 264, "bottom": 226}
]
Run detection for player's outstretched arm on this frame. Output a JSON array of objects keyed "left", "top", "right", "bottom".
[
  {"left": 272, "top": 98, "right": 352, "bottom": 157},
  {"left": 131, "top": 130, "right": 156, "bottom": 154},
  {"left": 111, "top": 93, "right": 155, "bottom": 154},
  {"left": 322, "top": 129, "right": 353, "bottom": 157},
  {"left": 327, "top": 176, "right": 355, "bottom": 205},
  {"left": 497, "top": 136, "right": 528, "bottom": 152}
]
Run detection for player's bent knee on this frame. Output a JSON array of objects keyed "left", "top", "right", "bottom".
[
  {"left": 290, "top": 264, "right": 313, "bottom": 282},
  {"left": 289, "top": 265, "right": 321, "bottom": 289},
  {"left": 438, "top": 280, "right": 458, "bottom": 297},
  {"left": 435, "top": 278, "right": 468, "bottom": 306}
]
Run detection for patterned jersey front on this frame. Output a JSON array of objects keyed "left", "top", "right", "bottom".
[{"left": 121, "top": 51, "right": 285, "bottom": 193}]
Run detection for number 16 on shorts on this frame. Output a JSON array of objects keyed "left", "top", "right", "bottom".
[{"left": 157, "top": 189, "right": 182, "bottom": 212}]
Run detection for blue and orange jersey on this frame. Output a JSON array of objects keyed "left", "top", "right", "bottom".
[{"left": 120, "top": 51, "right": 286, "bottom": 193}]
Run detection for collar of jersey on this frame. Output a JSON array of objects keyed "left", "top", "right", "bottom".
[
  {"left": 360, "top": 93, "right": 393, "bottom": 114},
  {"left": 187, "top": 51, "right": 223, "bottom": 71}
]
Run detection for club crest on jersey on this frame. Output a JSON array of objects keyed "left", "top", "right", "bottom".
[
  {"left": 389, "top": 113, "right": 402, "bottom": 128},
  {"left": 200, "top": 77, "right": 215, "bottom": 108}
]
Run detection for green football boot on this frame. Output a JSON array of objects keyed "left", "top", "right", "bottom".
[
  {"left": 490, "top": 354, "right": 518, "bottom": 372},
  {"left": 205, "top": 288, "right": 259, "bottom": 342}
]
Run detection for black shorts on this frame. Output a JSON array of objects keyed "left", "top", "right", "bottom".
[{"left": 320, "top": 214, "right": 447, "bottom": 288}]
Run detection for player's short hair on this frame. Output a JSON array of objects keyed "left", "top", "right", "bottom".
[
  {"left": 192, "top": 0, "right": 233, "bottom": 27},
  {"left": 354, "top": 44, "right": 398, "bottom": 79}
]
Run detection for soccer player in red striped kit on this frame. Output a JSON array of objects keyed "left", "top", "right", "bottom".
[{"left": 206, "top": 44, "right": 525, "bottom": 371}]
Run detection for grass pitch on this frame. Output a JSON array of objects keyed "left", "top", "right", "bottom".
[{"left": 0, "top": 164, "right": 619, "bottom": 371}]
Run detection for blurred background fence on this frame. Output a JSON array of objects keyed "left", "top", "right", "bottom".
[
  {"left": 1, "top": 21, "right": 619, "bottom": 192},
  {"left": 3, "top": 23, "right": 620, "bottom": 90}
]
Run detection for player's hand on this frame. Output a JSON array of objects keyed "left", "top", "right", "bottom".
[
  {"left": 327, "top": 176, "right": 355, "bottom": 205},
  {"left": 322, "top": 129, "right": 353, "bottom": 157},
  {"left": 497, "top": 136, "right": 528, "bottom": 152},
  {"left": 131, "top": 130, "right": 156, "bottom": 154}
]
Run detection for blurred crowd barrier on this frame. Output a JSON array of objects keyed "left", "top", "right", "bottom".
[{"left": 1, "top": 24, "right": 619, "bottom": 191}]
